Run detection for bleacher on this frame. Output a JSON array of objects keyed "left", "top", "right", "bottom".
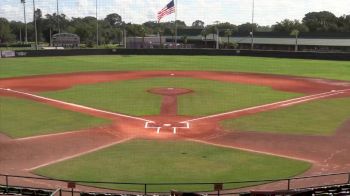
[
  {"left": 239, "top": 184, "right": 350, "bottom": 196},
  {"left": 1, "top": 184, "right": 349, "bottom": 196},
  {"left": 0, "top": 185, "right": 53, "bottom": 196}
]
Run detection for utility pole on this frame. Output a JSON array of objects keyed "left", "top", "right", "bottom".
[
  {"left": 21, "top": 0, "right": 28, "bottom": 43},
  {"left": 56, "top": 0, "right": 60, "bottom": 33},
  {"left": 33, "top": 0, "right": 38, "bottom": 50},
  {"left": 96, "top": 0, "right": 99, "bottom": 47},
  {"left": 250, "top": 0, "right": 255, "bottom": 50}
]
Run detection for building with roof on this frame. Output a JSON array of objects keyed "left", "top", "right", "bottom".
[{"left": 164, "top": 33, "right": 350, "bottom": 52}]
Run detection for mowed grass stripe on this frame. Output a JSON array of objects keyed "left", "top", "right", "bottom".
[
  {"left": 41, "top": 77, "right": 300, "bottom": 116},
  {"left": 221, "top": 97, "right": 350, "bottom": 135},
  {"left": 0, "top": 56, "right": 349, "bottom": 81},
  {"left": 34, "top": 139, "right": 311, "bottom": 192},
  {"left": 0, "top": 97, "right": 111, "bottom": 138}
]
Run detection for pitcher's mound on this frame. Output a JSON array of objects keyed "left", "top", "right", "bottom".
[{"left": 148, "top": 88, "right": 193, "bottom": 96}]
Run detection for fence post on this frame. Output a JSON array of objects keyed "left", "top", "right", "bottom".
[
  {"left": 287, "top": 179, "right": 291, "bottom": 190},
  {"left": 5, "top": 175, "right": 9, "bottom": 192},
  {"left": 144, "top": 184, "right": 147, "bottom": 196},
  {"left": 59, "top": 189, "right": 62, "bottom": 196}
]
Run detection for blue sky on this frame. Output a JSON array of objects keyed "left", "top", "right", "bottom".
[{"left": 1, "top": 0, "right": 349, "bottom": 26}]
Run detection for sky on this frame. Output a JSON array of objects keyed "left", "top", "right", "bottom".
[{"left": 0, "top": 0, "right": 350, "bottom": 26}]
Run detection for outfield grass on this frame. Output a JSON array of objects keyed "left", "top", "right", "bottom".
[
  {"left": 35, "top": 139, "right": 310, "bottom": 192},
  {"left": 0, "top": 56, "right": 350, "bottom": 81},
  {"left": 41, "top": 77, "right": 300, "bottom": 116},
  {"left": 221, "top": 97, "right": 350, "bottom": 135},
  {"left": 0, "top": 97, "right": 110, "bottom": 138}
]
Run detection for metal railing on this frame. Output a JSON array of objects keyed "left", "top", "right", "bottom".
[{"left": 1, "top": 171, "right": 349, "bottom": 195}]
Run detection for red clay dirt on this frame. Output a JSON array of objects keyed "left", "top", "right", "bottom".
[
  {"left": 0, "top": 70, "right": 350, "bottom": 193},
  {"left": 148, "top": 88, "right": 193, "bottom": 115}
]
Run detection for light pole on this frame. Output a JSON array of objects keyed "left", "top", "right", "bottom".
[
  {"left": 56, "top": 0, "right": 60, "bottom": 34},
  {"left": 250, "top": 0, "right": 255, "bottom": 50},
  {"left": 33, "top": 0, "right": 38, "bottom": 50},
  {"left": 96, "top": 0, "right": 99, "bottom": 47},
  {"left": 21, "top": 0, "right": 28, "bottom": 43}
]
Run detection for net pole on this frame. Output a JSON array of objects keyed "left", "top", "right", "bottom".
[
  {"left": 56, "top": 0, "right": 60, "bottom": 34},
  {"left": 33, "top": 0, "right": 38, "bottom": 50},
  {"left": 175, "top": 0, "right": 178, "bottom": 48},
  {"left": 96, "top": 0, "right": 99, "bottom": 46},
  {"left": 250, "top": 0, "right": 255, "bottom": 50}
]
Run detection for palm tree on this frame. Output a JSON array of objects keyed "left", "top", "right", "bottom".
[
  {"left": 157, "top": 26, "right": 164, "bottom": 48},
  {"left": 224, "top": 29, "right": 232, "bottom": 48},
  {"left": 201, "top": 28, "right": 209, "bottom": 47},
  {"left": 140, "top": 26, "right": 146, "bottom": 48},
  {"left": 290, "top": 29, "right": 300, "bottom": 52}
]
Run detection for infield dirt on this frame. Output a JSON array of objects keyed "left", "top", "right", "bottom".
[{"left": 0, "top": 70, "right": 349, "bottom": 192}]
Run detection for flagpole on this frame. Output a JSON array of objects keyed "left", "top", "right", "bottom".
[{"left": 174, "top": 0, "right": 178, "bottom": 48}]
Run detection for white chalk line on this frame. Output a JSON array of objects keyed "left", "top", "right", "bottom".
[
  {"left": 26, "top": 137, "right": 132, "bottom": 171},
  {"left": 279, "top": 92, "right": 344, "bottom": 107},
  {"left": 16, "top": 129, "right": 92, "bottom": 141},
  {"left": 187, "top": 139, "right": 315, "bottom": 163},
  {"left": 144, "top": 121, "right": 190, "bottom": 134},
  {"left": 0, "top": 88, "right": 154, "bottom": 123},
  {"left": 183, "top": 89, "right": 350, "bottom": 123}
]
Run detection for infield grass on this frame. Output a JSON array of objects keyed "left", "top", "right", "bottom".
[
  {"left": 41, "top": 77, "right": 300, "bottom": 116},
  {"left": 0, "top": 97, "right": 110, "bottom": 138},
  {"left": 221, "top": 97, "right": 350, "bottom": 135},
  {"left": 0, "top": 56, "right": 350, "bottom": 81},
  {"left": 35, "top": 139, "right": 311, "bottom": 192}
]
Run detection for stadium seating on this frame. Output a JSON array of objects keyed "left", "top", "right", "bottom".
[
  {"left": 238, "top": 184, "right": 350, "bottom": 196},
  {"left": 0, "top": 185, "right": 53, "bottom": 196},
  {"left": 80, "top": 192, "right": 136, "bottom": 196},
  {"left": 1, "top": 184, "right": 349, "bottom": 196}
]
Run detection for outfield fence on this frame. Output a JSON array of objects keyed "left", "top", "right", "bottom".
[
  {"left": 2, "top": 48, "right": 349, "bottom": 60},
  {"left": 1, "top": 172, "right": 350, "bottom": 195}
]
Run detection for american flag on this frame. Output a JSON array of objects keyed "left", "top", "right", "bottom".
[{"left": 157, "top": 0, "right": 176, "bottom": 22}]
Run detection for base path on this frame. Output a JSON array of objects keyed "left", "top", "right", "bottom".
[{"left": 1, "top": 71, "right": 350, "bottom": 192}]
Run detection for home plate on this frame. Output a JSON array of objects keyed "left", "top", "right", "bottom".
[
  {"left": 170, "top": 73, "right": 175, "bottom": 76},
  {"left": 163, "top": 124, "right": 172, "bottom": 127}
]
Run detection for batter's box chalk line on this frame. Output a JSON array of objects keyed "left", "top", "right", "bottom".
[{"left": 145, "top": 121, "right": 190, "bottom": 134}]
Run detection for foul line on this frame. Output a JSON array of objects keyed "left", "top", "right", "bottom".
[
  {"left": 0, "top": 88, "right": 153, "bottom": 123},
  {"left": 26, "top": 138, "right": 132, "bottom": 171},
  {"left": 183, "top": 89, "right": 350, "bottom": 123},
  {"left": 187, "top": 139, "right": 315, "bottom": 163},
  {"left": 16, "top": 129, "right": 92, "bottom": 141}
]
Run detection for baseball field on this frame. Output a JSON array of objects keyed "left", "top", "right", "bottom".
[{"left": 0, "top": 55, "right": 349, "bottom": 192}]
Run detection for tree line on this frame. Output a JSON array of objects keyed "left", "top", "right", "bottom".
[{"left": 0, "top": 10, "right": 349, "bottom": 45}]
